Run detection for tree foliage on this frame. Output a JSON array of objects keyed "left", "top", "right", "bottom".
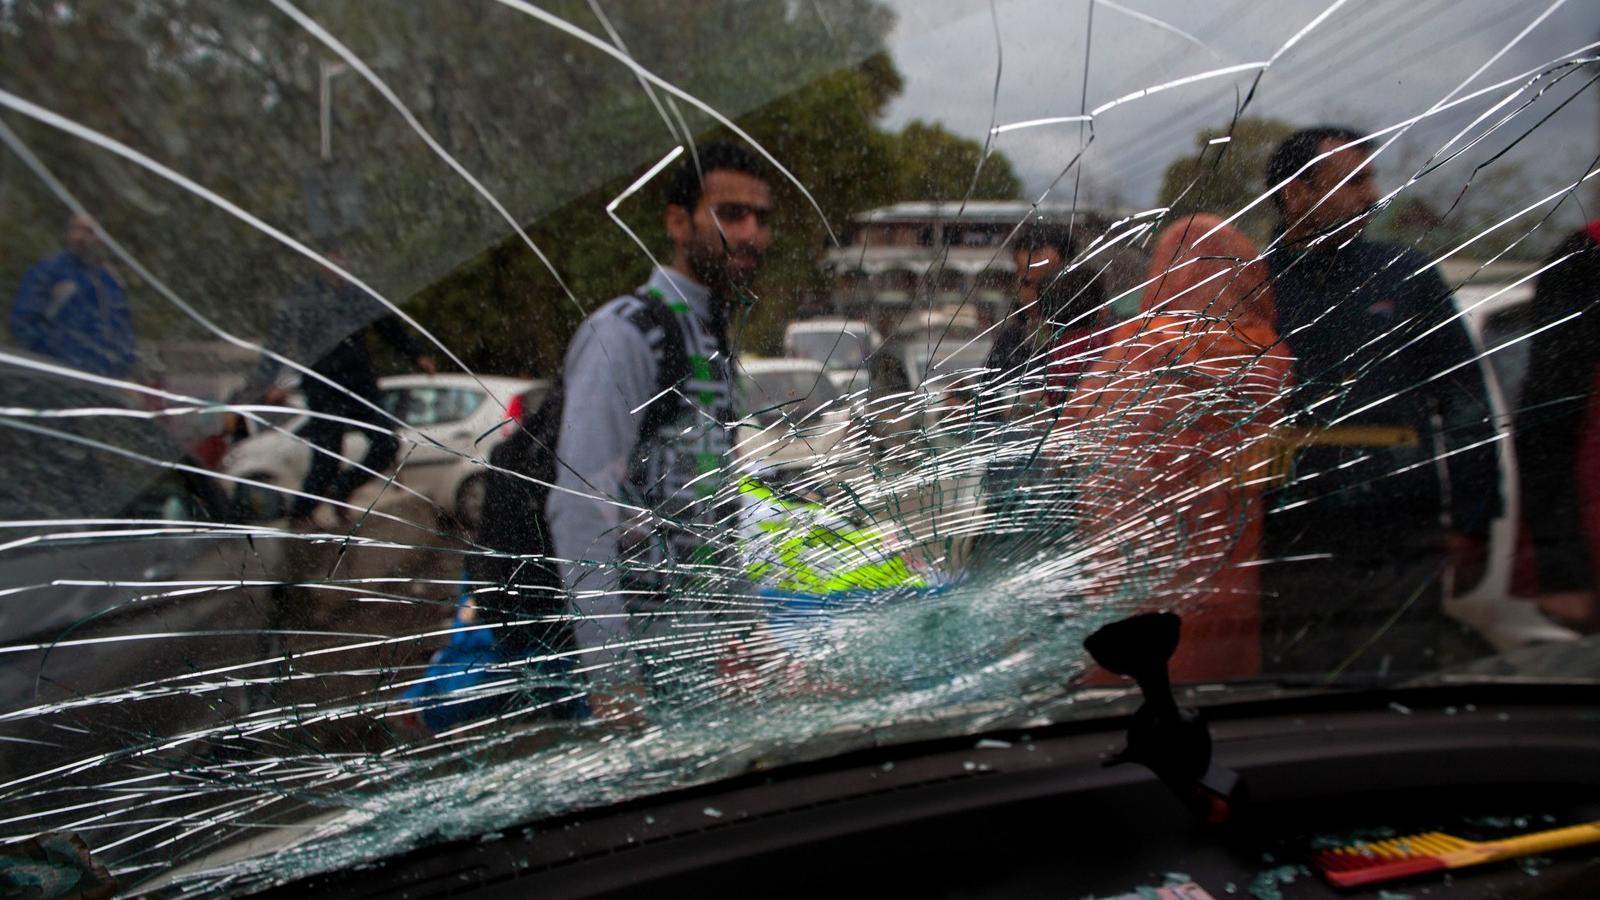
[
  {"left": 887, "top": 120, "right": 1023, "bottom": 203},
  {"left": 405, "top": 29, "right": 1024, "bottom": 368},
  {"left": 2, "top": 0, "right": 1023, "bottom": 374},
  {"left": 1156, "top": 115, "right": 1566, "bottom": 261},
  {"left": 1157, "top": 117, "right": 1295, "bottom": 244}
]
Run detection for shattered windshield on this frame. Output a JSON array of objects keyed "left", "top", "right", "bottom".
[
  {"left": 786, "top": 327, "right": 873, "bottom": 370},
  {"left": 741, "top": 365, "right": 844, "bottom": 428},
  {"left": 1, "top": 0, "right": 1597, "bottom": 894}
]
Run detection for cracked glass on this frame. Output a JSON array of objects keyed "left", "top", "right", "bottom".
[{"left": 0, "top": 0, "right": 1597, "bottom": 894}]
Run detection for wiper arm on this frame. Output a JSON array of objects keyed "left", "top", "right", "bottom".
[{"left": 1084, "top": 611, "right": 1248, "bottom": 826}]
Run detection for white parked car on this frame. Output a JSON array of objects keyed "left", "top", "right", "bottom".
[
  {"left": 890, "top": 305, "right": 981, "bottom": 342},
  {"left": 1443, "top": 281, "right": 1576, "bottom": 651},
  {"left": 1457, "top": 281, "right": 1536, "bottom": 405},
  {"left": 734, "top": 357, "right": 854, "bottom": 471},
  {"left": 783, "top": 318, "right": 881, "bottom": 371},
  {"left": 862, "top": 331, "right": 995, "bottom": 441},
  {"left": 223, "top": 374, "right": 542, "bottom": 528}
]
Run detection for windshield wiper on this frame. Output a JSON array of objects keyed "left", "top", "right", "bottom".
[{"left": 1085, "top": 611, "right": 1248, "bottom": 826}]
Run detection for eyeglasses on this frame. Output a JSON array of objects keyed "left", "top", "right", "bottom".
[{"left": 711, "top": 202, "right": 772, "bottom": 228}]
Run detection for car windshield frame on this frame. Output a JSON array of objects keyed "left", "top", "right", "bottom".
[{"left": 2, "top": 2, "right": 1597, "bottom": 894}]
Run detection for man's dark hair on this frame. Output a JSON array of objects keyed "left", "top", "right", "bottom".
[
  {"left": 1014, "top": 220, "right": 1079, "bottom": 260},
  {"left": 665, "top": 142, "right": 770, "bottom": 212},
  {"left": 1015, "top": 220, "right": 1105, "bottom": 320},
  {"left": 1265, "top": 125, "right": 1363, "bottom": 214}
]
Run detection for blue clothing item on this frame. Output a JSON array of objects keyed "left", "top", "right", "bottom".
[
  {"left": 1268, "top": 238, "right": 1502, "bottom": 537},
  {"left": 403, "top": 588, "right": 588, "bottom": 733},
  {"left": 10, "top": 253, "right": 137, "bottom": 378},
  {"left": 759, "top": 584, "right": 946, "bottom": 653}
]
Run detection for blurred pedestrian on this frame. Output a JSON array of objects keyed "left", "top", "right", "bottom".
[
  {"left": 986, "top": 221, "right": 1110, "bottom": 404},
  {"left": 546, "top": 143, "right": 773, "bottom": 723},
  {"left": 1257, "top": 125, "right": 1502, "bottom": 676},
  {"left": 975, "top": 222, "right": 1110, "bottom": 547},
  {"left": 242, "top": 251, "right": 435, "bottom": 531},
  {"left": 1068, "top": 214, "right": 1292, "bottom": 680},
  {"left": 11, "top": 214, "right": 137, "bottom": 379},
  {"left": 1513, "top": 221, "right": 1600, "bottom": 633}
]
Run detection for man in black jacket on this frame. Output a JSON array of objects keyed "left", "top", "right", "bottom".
[
  {"left": 246, "top": 254, "right": 436, "bottom": 530},
  {"left": 984, "top": 221, "right": 1107, "bottom": 390},
  {"left": 1259, "top": 126, "right": 1503, "bottom": 677}
]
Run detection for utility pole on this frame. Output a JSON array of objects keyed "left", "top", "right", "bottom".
[
  {"left": 319, "top": 60, "right": 349, "bottom": 161},
  {"left": 306, "top": 61, "right": 363, "bottom": 240}
]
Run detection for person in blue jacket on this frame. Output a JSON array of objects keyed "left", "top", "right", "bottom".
[{"left": 11, "top": 215, "right": 137, "bottom": 379}]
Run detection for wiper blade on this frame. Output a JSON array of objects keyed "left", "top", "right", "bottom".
[
  {"left": 1403, "top": 672, "right": 1600, "bottom": 688},
  {"left": 1085, "top": 612, "right": 1247, "bottom": 826}
]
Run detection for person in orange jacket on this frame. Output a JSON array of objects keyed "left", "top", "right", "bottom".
[{"left": 1066, "top": 214, "right": 1294, "bottom": 681}]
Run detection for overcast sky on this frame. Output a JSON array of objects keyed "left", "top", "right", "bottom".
[{"left": 877, "top": 0, "right": 1599, "bottom": 213}]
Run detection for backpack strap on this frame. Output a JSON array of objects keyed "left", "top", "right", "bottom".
[
  {"left": 632, "top": 287, "right": 696, "bottom": 437},
  {"left": 634, "top": 288, "right": 691, "bottom": 385},
  {"left": 518, "top": 287, "right": 692, "bottom": 426}
]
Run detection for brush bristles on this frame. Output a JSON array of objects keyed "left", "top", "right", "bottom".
[{"left": 1312, "top": 832, "right": 1465, "bottom": 887}]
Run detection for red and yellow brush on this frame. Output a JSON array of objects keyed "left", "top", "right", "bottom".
[{"left": 1313, "top": 820, "right": 1600, "bottom": 888}]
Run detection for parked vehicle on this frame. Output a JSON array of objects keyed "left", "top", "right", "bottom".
[
  {"left": 890, "top": 305, "right": 982, "bottom": 342},
  {"left": 783, "top": 318, "right": 881, "bottom": 371},
  {"left": 733, "top": 357, "right": 853, "bottom": 471},
  {"left": 738, "top": 358, "right": 844, "bottom": 427},
  {"left": 1443, "top": 281, "right": 1571, "bottom": 650},
  {"left": 1458, "top": 281, "right": 1537, "bottom": 405},
  {"left": 223, "top": 374, "right": 541, "bottom": 528},
  {"left": 863, "top": 331, "right": 995, "bottom": 441}
]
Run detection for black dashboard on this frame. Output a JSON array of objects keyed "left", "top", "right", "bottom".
[{"left": 256, "top": 684, "right": 1600, "bottom": 900}]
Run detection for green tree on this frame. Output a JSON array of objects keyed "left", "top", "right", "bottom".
[
  {"left": 1367, "top": 152, "right": 1572, "bottom": 262},
  {"left": 1157, "top": 117, "right": 1295, "bottom": 243},
  {"left": 411, "top": 55, "right": 1026, "bottom": 368},
  {"left": 887, "top": 119, "right": 1023, "bottom": 202},
  {"left": 1, "top": 0, "right": 1022, "bottom": 375},
  {"left": 1, "top": 0, "right": 899, "bottom": 342}
]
